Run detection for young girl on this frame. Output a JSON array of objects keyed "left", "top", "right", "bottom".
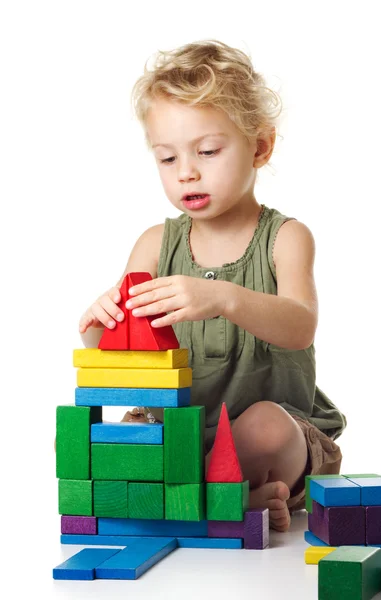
[{"left": 79, "top": 39, "right": 347, "bottom": 532}]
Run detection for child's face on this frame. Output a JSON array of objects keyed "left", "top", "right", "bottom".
[{"left": 146, "top": 98, "right": 264, "bottom": 220}]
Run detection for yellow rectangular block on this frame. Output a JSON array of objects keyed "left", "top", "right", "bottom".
[
  {"left": 73, "top": 348, "right": 188, "bottom": 369},
  {"left": 305, "top": 546, "right": 337, "bottom": 565},
  {"left": 77, "top": 367, "right": 192, "bottom": 389}
]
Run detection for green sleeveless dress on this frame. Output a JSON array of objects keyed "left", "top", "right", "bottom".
[{"left": 146, "top": 204, "right": 347, "bottom": 453}]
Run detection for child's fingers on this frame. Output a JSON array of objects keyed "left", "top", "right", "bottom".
[
  {"left": 91, "top": 301, "right": 122, "bottom": 329},
  {"left": 109, "top": 286, "right": 121, "bottom": 303},
  {"left": 98, "top": 295, "right": 124, "bottom": 326},
  {"left": 79, "top": 313, "right": 95, "bottom": 333}
]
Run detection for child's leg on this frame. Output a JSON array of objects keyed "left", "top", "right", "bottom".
[{"left": 205, "top": 401, "right": 309, "bottom": 532}]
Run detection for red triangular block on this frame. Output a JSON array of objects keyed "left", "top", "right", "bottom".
[
  {"left": 127, "top": 273, "right": 179, "bottom": 351},
  {"left": 98, "top": 276, "right": 129, "bottom": 350},
  {"left": 206, "top": 403, "right": 243, "bottom": 483},
  {"left": 97, "top": 272, "right": 180, "bottom": 351}
]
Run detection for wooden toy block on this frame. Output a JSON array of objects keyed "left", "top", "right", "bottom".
[
  {"left": 98, "top": 275, "right": 129, "bottom": 350},
  {"left": 304, "top": 530, "right": 329, "bottom": 546},
  {"left": 206, "top": 481, "right": 249, "bottom": 521},
  {"left": 165, "top": 483, "right": 205, "bottom": 521},
  {"left": 304, "top": 546, "right": 337, "bottom": 565},
  {"left": 75, "top": 386, "right": 191, "bottom": 407},
  {"left": 207, "top": 520, "right": 244, "bottom": 539},
  {"left": 128, "top": 483, "right": 164, "bottom": 520},
  {"left": 56, "top": 405, "right": 102, "bottom": 479},
  {"left": 98, "top": 517, "right": 208, "bottom": 537},
  {"left": 95, "top": 537, "right": 178, "bottom": 580},
  {"left": 343, "top": 473, "right": 381, "bottom": 478},
  {"left": 305, "top": 474, "right": 345, "bottom": 513},
  {"left": 61, "top": 515, "right": 97, "bottom": 535},
  {"left": 308, "top": 500, "right": 365, "bottom": 546},
  {"left": 58, "top": 479, "right": 93, "bottom": 516},
  {"left": 164, "top": 406, "right": 205, "bottom": 483},
  {"left": 91, "top": 443, "right": 163, "bottom": 481},
  {"left": 177, "top": 538, "right": 243, "bottom": 549},
  {"left": 127, "top": 272, "right": 180, "bottom": 351},
  {"left": 91, "top": 422, "right": 163, "bottom": 444},
  {"left": 73, "top": 348, "right": 188, "bottom": 369},
  {"left": 366, "top": 506, "right": 381, "bottom": 545},
  {"left": 244, "top": 508, "right": 269, "bottom": 549},
  {"left": 309, "top": 477, "right": 361, "bottom": 507},
  {"left": 60, "top": 534, "right": 242, "bottom": 549},
  {"left": 53, "top": 548, "right": 121, "bottom": 580},
  {"left": 206, "top": 402, "right": 243, "bottom": 483},
  {"left": 93, "top": 481, "right": 128, "bottom": 518},
  {"left": 77, "top": 367, "right": 192, "bottom": 389},
  {"left": 345, "top": 477, "right": 381, "bottom": 505},
  {"left": 318, "top": 546, "right": 381, "bottom": 600}
]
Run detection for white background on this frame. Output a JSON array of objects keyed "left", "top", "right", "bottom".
[{"left": 1, "top": 1, "right": 380, "bottom": 597}]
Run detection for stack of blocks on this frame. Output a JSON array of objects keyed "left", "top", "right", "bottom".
[
  {"left": 304, "top": 473, "right": 381, "bottom": 599},
  {"left": 54, "top": 272, "right": 269, "bottom": 581}
]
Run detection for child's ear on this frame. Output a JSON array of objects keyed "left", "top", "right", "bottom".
[{"left": 253, "top": 127, "right": 276, "bottom": 167}]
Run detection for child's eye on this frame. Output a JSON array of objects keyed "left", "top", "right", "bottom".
[{"left": 160, "top": 149, "right": 220, "bottom": 164}]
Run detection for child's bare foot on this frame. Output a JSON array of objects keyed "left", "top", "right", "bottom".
[{"left": 249, "top": 481, "right": 291, "bottom": 532}]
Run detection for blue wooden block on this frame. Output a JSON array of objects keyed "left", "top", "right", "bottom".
[
  {"left": 98, "top": 517, "right": 208, "bottom": 537},
  {"left": 345, "top": 477, "right": 381, "bottom": 506},
  {"left": 304, "top": 530, "right": 329, "bottom": 547},
  {"left": 75, "top": 387, "right": 191, "bottom": 407},
  {"left": 95, "top": 537, "right": 178, "bottom": 580},
  {"left": 53, "top": 548, "right": 120, "bottom": 580},
  {"left": 177, "top": 537, "right": 243, "bottom": 549},
  {"left": 91, "top": 422, "right": 163, "bottom": 444},
  {"left": 309, "top": 478, "right": 361, "bottom": 507}
]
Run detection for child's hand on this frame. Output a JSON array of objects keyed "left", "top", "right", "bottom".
[
  {"left": 125, "top": 275, "right": 226, "bottom": 328},
  {"left": 79, "top": 286, "right": 125, "bottom": 333}
]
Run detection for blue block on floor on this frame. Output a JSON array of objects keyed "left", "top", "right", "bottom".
[
  {"left": 98, "top": 518, "right": 208, "bottom": 537},
  {"left": 177, "top": 537, "right": 243, "bottom": 549},
  {"left": 95, "top": 537, "right": 178, "bottom": 580},
  {"left": 53, "top": 548, "right": 121, "bottom": 580},
  {"left": 304, "top": 531, "right": 329, "bottom": 547},
  {"left": 345, "top": 477, "right": 381, "bottom": 506},
  {"left": 309, "top": 478, "right": 361, "bottom": 507},
  {"left": 91, "top": 422, "right": 163, "bottom": 444},
  {"left": 75, "top": 387, "right": 191, "bottom": 407}
]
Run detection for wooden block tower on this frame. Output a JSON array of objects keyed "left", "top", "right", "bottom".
[{"left": 54, "top": 272, "right": 269, "bottom": 580}]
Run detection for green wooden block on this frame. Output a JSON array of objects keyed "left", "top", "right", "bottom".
[
  {"left": 319, "top": 546, "right": 381, "bottom": 600},
  {"left": 93, "top": 481, "right": 128, "bottom": 518},
  {"left": 56, "top": 405, "right": 102, "bottom": 480},
  {"left": 206, "top": 481, "right": 249, "bottom": 521},
  {"left": 165, "top": 483, "right": 205, "bottom": 521},
  {"left": 164, "top": 406, "right": 205, "bottom": 483},
  {"left": 305, "top": 474, "right": 344, "bottom": 514},
  {"left": 343, "top": 473, "right": 381, "bottom": 478},
  {"left": 58, "top": 479, "right": 93, "bottom": 516},
  {"left": 91, "top": 444, "right": 163, "bottom": 481},
  {"left": 128, "top": 483, "right": 164, "bottom": 520}
]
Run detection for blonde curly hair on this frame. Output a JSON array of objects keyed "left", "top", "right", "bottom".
[{"left": 130, "top": 39, "right": 283, "bottom": 154}]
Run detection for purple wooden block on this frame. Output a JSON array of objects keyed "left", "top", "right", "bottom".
[
  {"left": 61, "top": 516, "right": 97, "bottom": 535},
  {"left": 308, "top": 500, "right": 365, "bottom": 545},
  {"left": 207, "top": 520, "right": 244, "bottom": 538},
  {"left": 366, "top": 506, "right": 381, "bottom": 545},
  {"left": 243, "top": 508, "right": 269, "bottom": 549}
]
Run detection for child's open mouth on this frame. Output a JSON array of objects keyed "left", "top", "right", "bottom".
[{"left": 182, "top": 194, "right": 211, "bottom": 210}]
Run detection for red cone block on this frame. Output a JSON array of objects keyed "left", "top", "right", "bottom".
[{"left": 206, "top": 403, "right": 243, "bottom": 483}]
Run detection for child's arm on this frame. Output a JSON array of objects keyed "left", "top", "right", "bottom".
[
  {"left": 223, "top": 220, "right": 318, "bottom": 350},
  {"left": 126, "top": 219, "right": 317, "bottom": 350},
  {"left": 79, "top": 223, "right": 164, "bottom": 348}
]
